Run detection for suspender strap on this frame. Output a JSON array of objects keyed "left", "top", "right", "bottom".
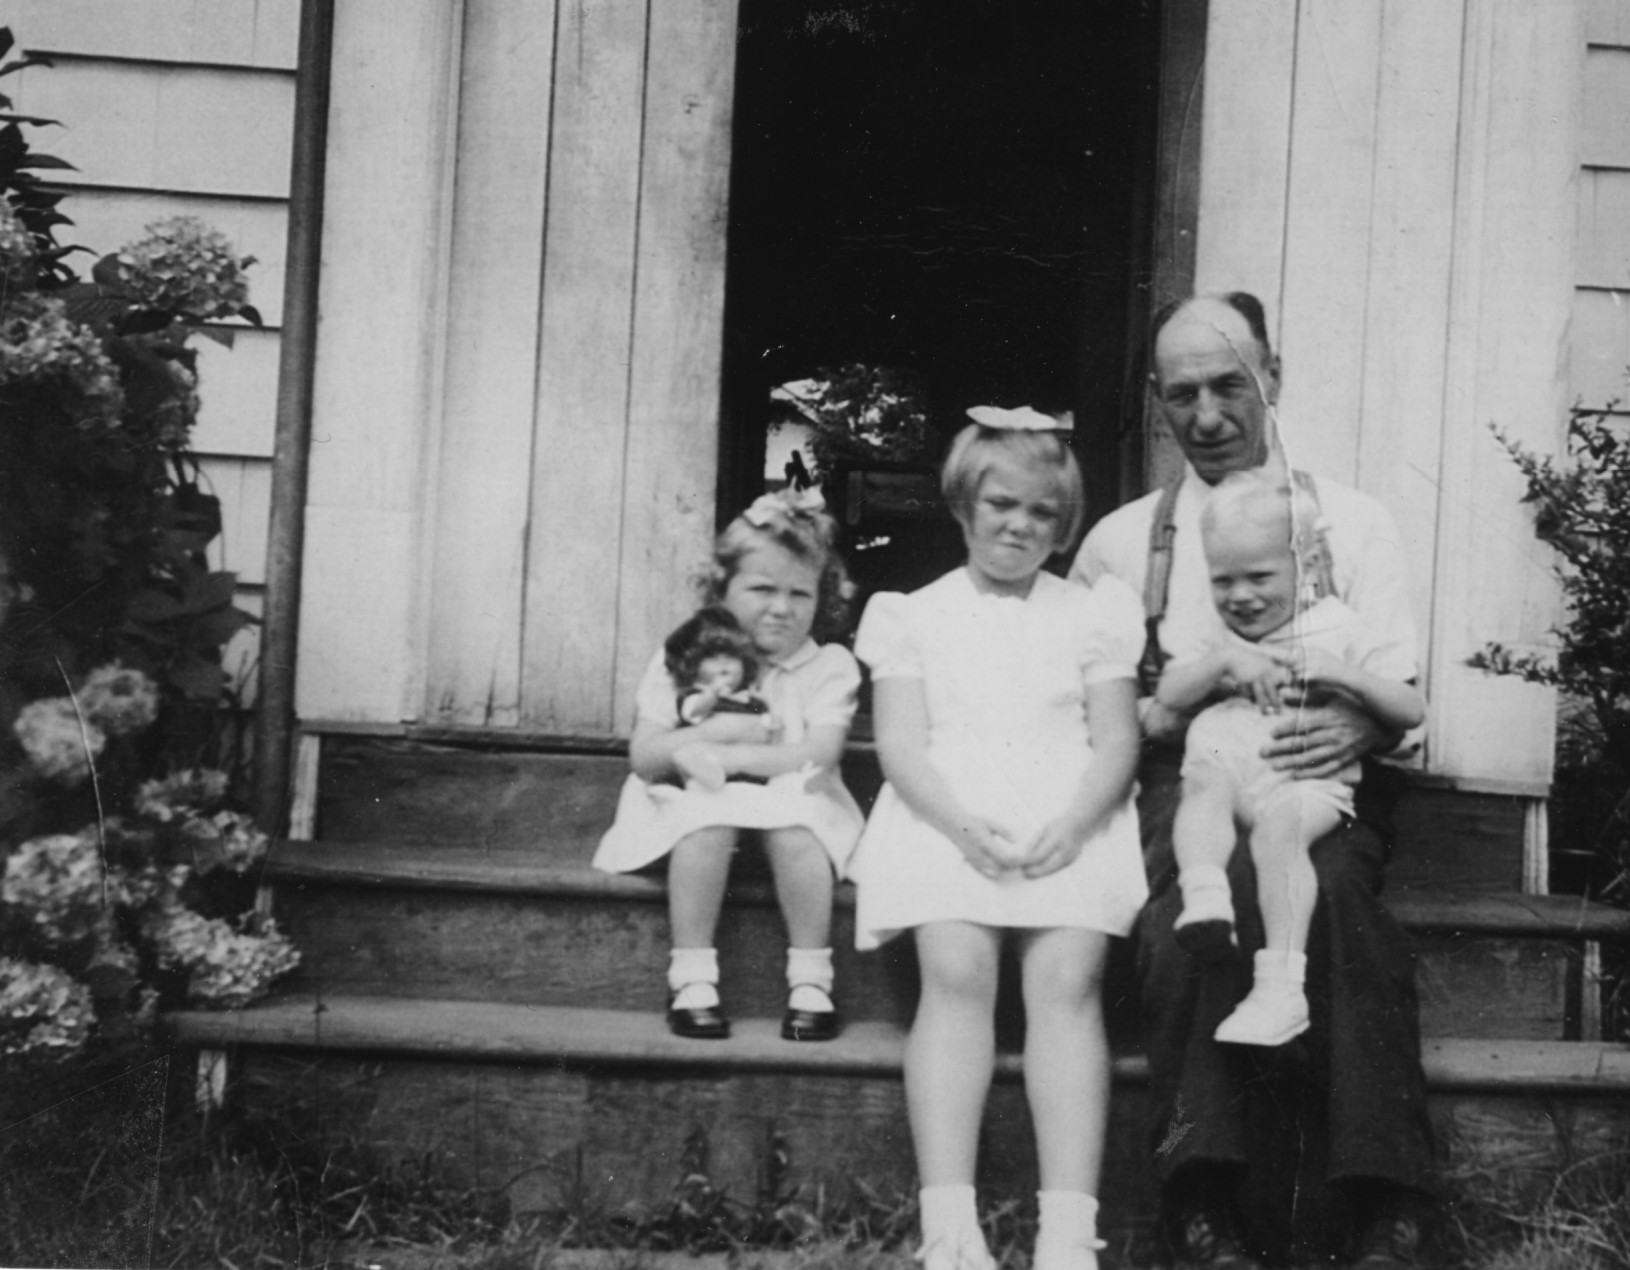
[
  {"left": 1137, "top": 478, "right": 1183, "bottom": 695},
  {"left": 1290, "top": 470, "right": 1336, "bottom": 602}
]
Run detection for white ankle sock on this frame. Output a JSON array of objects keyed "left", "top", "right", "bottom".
[
  {"left": 786, "top": 946, "right": 834, "bottom": 1013},
  {"left": 668, "top": 947, "right": 719, "bottom": 1010},
  {"left": 1035, "top": 1190, "right": 1104, "bottom": 1263},
  {"left": 1254, "top": 948, "right": 1308, "bottom": 987}
]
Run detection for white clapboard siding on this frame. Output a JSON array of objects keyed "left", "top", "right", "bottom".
[
  {"left": 1591, "top": 0, "right": 1630, "bottom": 44},
  {"left": 1191, "top": 0, "right": 1297, "bottom": 317},
  {"left": 201, "top": 456, "right": 272, "bottom": 588},
  {"left": 1572, "top": 291, "right": 1630, "bottom": 408},
  {"left": 522, "top": 0, "right": 650, "bottom": 734},
  {"left": 10, "top": 59, "right": 293, "bottom": 199},
  {"left": 1576, "top": 172, "right": 1630, "bottom": 291},
  {"left": 1425, "top": 0, "right": 1581, "bottom": 784},
  {"left": 1276, "top": 0, "right": 1385, "bottom": 489},
  {"left": 296, "top": 0, "right": 462, "bottom": 723},
  {"left": 1352, "top": 0, "right": 1463, "bottom": 659},
  {"left": 610, "top": 0, "right": 737, "bottom": 734},
  {"left": 50, "top": 188, "right": 290, "bottom": 327},
  {"left": 424, "top": 0, "right": 558, "bottom": 730},
  {"left": 12, "top": 0, "right": 298, "bottom": 68},
  {"left": 192, "top": 328, "right": 280, "bottom": 458},
  {"left": 1584, "top": 48, "right": 1630, "bottom": 168}
]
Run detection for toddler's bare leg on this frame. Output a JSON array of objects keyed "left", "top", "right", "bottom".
[
  {"left": 1249, "top": 786, "right": 1341, "bottom": 955},
  {"left": 1171, "top": 767, "right": 1239, "bottom": 960},
  {"left": 1214, "top": 787, "right": 1341, "bottom": 1047}
]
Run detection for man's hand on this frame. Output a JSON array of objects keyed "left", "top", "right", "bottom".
[{"left": 1261, "top": 697, "right": 1388, "bottom": 778}]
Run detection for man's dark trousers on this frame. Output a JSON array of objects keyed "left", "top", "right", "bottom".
[{"left": 1136, "top": 753, "right": 1436, "bottom": 1258}]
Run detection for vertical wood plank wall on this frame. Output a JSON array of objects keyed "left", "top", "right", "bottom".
[
  {"left": 1191, "top": 0, "right": 1584, "bottom": 786},
  {"left": 299, "top": 0, "right": 738, "bottom": 735},
  {"left": 8, "top": 1, "right": 300, "bottom": 701}
]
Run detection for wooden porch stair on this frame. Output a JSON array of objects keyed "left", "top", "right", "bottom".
[{"left": 165, "top": 735, "right": 1630, "bottom": 1259}]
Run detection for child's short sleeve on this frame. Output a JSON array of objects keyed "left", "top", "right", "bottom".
[
  {"left": 800, "top": 646, "right": 863, "bottom": 731},
  {"left": 1079, "top": 573, "right": 1146, "bottom": 685},
  {"left": 633, "top": 649, "right": 681, "bottom": 728},
  {"left": 853, "top": 592, "right": 923, "bottom": 680}
]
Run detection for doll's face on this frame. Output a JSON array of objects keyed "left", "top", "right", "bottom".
[{"left": 696, "top": 653, "right": 747, "bottom": 694}]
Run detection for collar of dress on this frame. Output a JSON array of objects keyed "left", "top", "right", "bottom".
[{"left": 765, "top": 639, "right": 820, "bottom": 675}]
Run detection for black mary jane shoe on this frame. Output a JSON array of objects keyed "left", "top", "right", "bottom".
[
  {"left": 667, "top": 1000, "right": 730, "bottom": 1040},
  {"left": 781, "top": 1005, "right": 839, "bottom": 1042}
]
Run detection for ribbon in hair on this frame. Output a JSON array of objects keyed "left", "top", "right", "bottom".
[
  {"left": 743, "top": 486, "right": 827, "bottom": 528},
  {"left": 965, "top": 405, "right": 1074, "bottom": 434}
]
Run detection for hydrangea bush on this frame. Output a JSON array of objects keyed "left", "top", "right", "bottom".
[{"left": 0, "top": 30, "right": 297, "bottom": 1070}]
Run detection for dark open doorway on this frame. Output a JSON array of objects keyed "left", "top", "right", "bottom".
[{"left": 718, "top": 0, "right": 1162, "bottom": 601}]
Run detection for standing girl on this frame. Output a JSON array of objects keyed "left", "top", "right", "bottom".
[
  {"left": 851, "top": 408, "right": 1146, "bottom": 1270},
  {"left": 595, "top": 488, "right": 863, "bottom": 1043}
]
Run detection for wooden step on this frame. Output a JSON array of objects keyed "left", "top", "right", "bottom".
[
  {"left": 167, "top": 994, "right": 1630, "bottom": 1241},
  {"left": 263, "top": 839, "right": 1600, "bottom": 1040},
  {"left": 310, "top": 735, "right": 1534, "bottom": 894},
  {"left": 170, "top": 994, "right": 1630, "bottom": 1093}
]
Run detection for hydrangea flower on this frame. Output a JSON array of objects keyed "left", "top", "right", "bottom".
[
  {"left": 115, "top": 216, "right": 252, "bottom": 321},
  {"left": 0, "top": 195, "right": 36, "bottom": 292},
  {"left": 143, "top": 903, "right": 299, "bottom": 1008},
  {"left": 179, "top": 809, "right": 270, "bottom": 874},
  {"left": 13, "top": 697, "right": 106, "bottom": 785},
  {"left": 78, "top": 664, "right": 160, "bottom": 738},
  {"left": 2, "top": 832, "right": 106, "bottom": 948},
  {"left": 0, "top": 957, "right": 95, "bottom": 1061},
  {"left": 135, "top": 768, "right": 229, "bottom": 823},
  {"left": 0, "top": 292, "right": 124, "bottom": 425}
]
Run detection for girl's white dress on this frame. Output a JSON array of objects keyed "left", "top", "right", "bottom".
[
  {"left": 850, "top": 568, "right": 1149, "bottom": 950},
  {"left": 593, "top": 638, "right": 865, "bottom": 876}
]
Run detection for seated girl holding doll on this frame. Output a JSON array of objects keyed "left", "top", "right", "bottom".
[{"left": 594, "top": 487, "right": 863, "bottom": 1043}]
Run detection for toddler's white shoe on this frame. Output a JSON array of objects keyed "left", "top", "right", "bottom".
[{"left": 1214, "top": 981, "right": 1310, "bottom": 1046}]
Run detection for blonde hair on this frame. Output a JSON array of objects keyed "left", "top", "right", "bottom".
[
  {"left": 1199, "top": 469, "right": 1319, "bottom": 564},
  {"left": 939, "top": 424, "right": 1085, "bottom": 550},
  {"left": 700, "top": 501, "right": 853, "bottom": 643}
]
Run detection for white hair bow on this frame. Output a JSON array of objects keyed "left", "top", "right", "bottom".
[
  {"left": 966, "top": 405, "right": 1074, "bottom": 434},
  {"left": 744, "top": 486, "right": 827, "bottom": 527}
]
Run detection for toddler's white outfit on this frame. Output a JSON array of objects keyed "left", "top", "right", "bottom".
[
  {"left": 1178, "top": 594, "right": 1416, "bottom": 825},
  {"left": 850, "top": 569, "right": 1148, "bottom": 949},
  {"left": 594, "top": 639, "right": 864, "bottom": 875}
]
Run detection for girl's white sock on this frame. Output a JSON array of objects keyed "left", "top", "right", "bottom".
[
  {"left": 1178, "top": 863, "right": 1230, "bottom": 901},
  {"left": 668, "top": 947, "right": 719, "bottom": 1011},
  {"left": 786, "top": 946, "right": 834, "bottom": 1013},
  {"left": 1034, "top": 1190, "right": 1104, "bottom": 1267}
]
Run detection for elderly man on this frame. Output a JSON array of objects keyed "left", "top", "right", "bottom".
[{"left": 1070, "top": 294, "right": 1436, "bottom": 1270}]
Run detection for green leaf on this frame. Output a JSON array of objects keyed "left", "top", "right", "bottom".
[
  {"left": 15, "top": 152, "right": 74, "bottom": 170},
  {"left": 237, "top": 304, "right": 264, "bottom": 330},
  {"left": 195, "top": 326, "right": 236, "bottom": 349}
]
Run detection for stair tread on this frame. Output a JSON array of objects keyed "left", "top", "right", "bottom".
[
  {"left": 264, "top": 838, "right": 1630, "bottom": 938},
  {"left": 168, "top": 993, "right": 1630, "bottom": 1093}
]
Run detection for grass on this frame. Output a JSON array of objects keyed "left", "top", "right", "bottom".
[{"left": 5, "top": 1054, "right": 1630, "bottom": 1269}]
